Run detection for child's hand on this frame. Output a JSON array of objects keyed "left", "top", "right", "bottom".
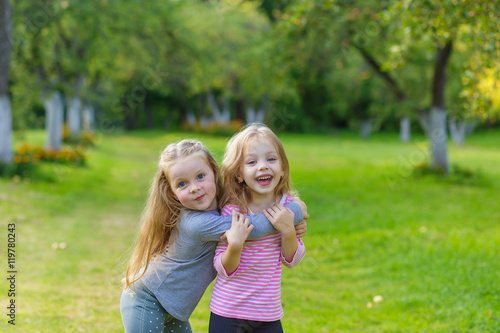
[
  {"left": 294, "top": 220, "right": 307, "bottom": 238},
  {"left": 263, "top": 204, "right": 295, "bottom": 236},
  {"left": 224, "top": 209, "right": 254, "bottom": 249},
  {"left": 292, "top": 197, "right": 309, "bottom": 220}
]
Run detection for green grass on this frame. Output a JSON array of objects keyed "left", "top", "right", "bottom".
[{"left": 1, "top": 129, "right": 499, "bottom": 332}]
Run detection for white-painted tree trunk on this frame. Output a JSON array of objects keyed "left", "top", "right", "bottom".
[
  {"left": 429, "top": 107, "right": 448, "bottom": 172},
  {"left": 206, "top": 90, "right": 221, "bottom": 123},
  {"left": 0, "top": 95, "right": 13, "bottom": 162},
  {"left": 0, "top": 0, "right": 13, "bottom": 163},
  {"left": 246, "top": 105, "right": 257, "bottom": 123},
  {"left": 359, "top": 120, "right": 371, "bottom": 139},
  {"left": 245, "top": 104, "right": 265, "bottom": 123},
  {"left": 44, "top": 91, "right": 64, "bottom": 151},
  {"left": 399, "top": 116, "right": 411, "bottom": 143},
  {"left": 220, "top": 97, "right": 231, "bottom": 123},
  {"left": 206, "top": 91, "right": 230, "bottom": 124},
  {"left": 200, "top": 116, "right": 209, "bottom": 128},
  {"left": 255, "top": 95, "right": 268, "bottom": 123},
  {"left": 67, "top": 96, "right": 82, "bottom": 137},
  {"left": 254, "top": 107, "right": 265, "bottom": 123},
  {"left": 465, "top": 119, "right": 477, "bottom": 135},
  {"left": 449, "top": 117, "right": 466, "bottom": 146},
  {"left": 82, "top": 104, "right": 95, "bottom": 131},
  {"left": 186, "top": 111, "right": 196, "bottom": 126}
]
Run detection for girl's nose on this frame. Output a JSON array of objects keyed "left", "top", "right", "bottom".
[
  {"left": 258, "top": 162, "right": 269, "bottom": 171},
  {"left": 189, "top": 184, "right": 200, "bottom": 193}
]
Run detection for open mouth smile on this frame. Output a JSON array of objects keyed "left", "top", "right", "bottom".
[{"left": 256, "top": 175, "right": 273, "bottom": 186}]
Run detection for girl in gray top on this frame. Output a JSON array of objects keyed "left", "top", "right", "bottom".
[{"left": 120, "top": 139, "right": 307, "bottom": 332}]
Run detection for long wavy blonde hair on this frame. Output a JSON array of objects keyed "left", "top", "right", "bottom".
[
  {"left": 220, "top": 123, "right": 294, "bottom": 212},
  {"left": 122, "top": 139, "right": 223, "bottom": 289}
]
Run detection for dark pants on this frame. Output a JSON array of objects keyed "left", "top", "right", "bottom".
[
  {"left": 209, "top": 312, "right": 284, "bottom": 333},
  {"left": 120, "top": 279, "right": 192, "bottom": 333}
]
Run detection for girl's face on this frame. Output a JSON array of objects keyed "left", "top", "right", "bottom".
[
  {"left": 168, "top": 154, "right": 218, "bottom": 211},
  {"left": 239, "top": 137, "right": 284, "bottom": 198}
]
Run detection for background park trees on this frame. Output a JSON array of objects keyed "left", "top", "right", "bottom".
[
  {"left": 277, "top": 0, "right": 500, "bottom": 173},
  {"left": 1, "top": 0, "right": 499, "bottom": 172}
]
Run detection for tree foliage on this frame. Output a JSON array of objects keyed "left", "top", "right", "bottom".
[{"left": 4, "top": 0, "right": 499, "bottom": 136}]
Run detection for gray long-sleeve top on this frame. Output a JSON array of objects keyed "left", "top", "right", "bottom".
[{"left": 141, "top": 203, "right": 304, "bottom": 321}]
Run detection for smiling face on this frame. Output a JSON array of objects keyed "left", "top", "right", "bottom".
[
  {"left": 168, "top": 154, "right": 218, "bottom": 211},
  {"left": 239, "top": 137, "right": 284, "bottom": 200}
]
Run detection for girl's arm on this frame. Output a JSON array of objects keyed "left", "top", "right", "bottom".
[
  {"left": 282, "top": 238, "right": 305, "bottom": 268},
  {"left": 264, "top": 202, "right": 306, "bottom": 268},
  {"left": 185, "top": 202, "right": 305, "bottom": 242},
  {"left": 264, "top": 204, "right": 298, "bottom": 261},
  {"left": 219, "top": 211, "right": 253, "bottom": 275}
]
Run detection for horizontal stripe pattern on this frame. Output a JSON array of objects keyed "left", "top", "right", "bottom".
[{"left": 209, "top": 196, "right": 306, "bottom": 321}]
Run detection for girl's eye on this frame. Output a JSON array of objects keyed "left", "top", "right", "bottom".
[
  {"left": 268, "top": 157, "right": 277, "bottom": 162},
  {"left": 178, "top": 181, "right": 187, "bottom": 188},
  {"left": 197, "top": 174, "right": 205, "bottom": 180},
  {"left": 247, "top": 160, "right": 256, "bottom": 165}
]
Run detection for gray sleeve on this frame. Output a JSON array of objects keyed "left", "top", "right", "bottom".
[
  {"left": 185, "top": 202, "right": 303, "bottom": 242},
  {"left": 183, "top": 211, "right": 232, "bottom": 242},
  {"left": 246, "top": 202, "right": 304, "bottom": 240}
]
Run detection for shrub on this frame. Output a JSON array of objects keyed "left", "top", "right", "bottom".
[
  {"left": 63, "top": 123, "right": 99, "bottom": 147},
  {"left": 0, "top": 143, "right": 41, "bottom": 178},
  {"left": 0, "top": 143, "right": 89, "bottom": 179},
  {"left": 39, "top": 145, "right": 87, "bottom": 166}
]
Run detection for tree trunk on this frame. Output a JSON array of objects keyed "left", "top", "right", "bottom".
[
  {"left": 186, "top": 111, "right": 196, "bottom": 126},
  {"left": 400, "top": 116, "right": 411, "bottom": 143},
  {"left": 429, "top": 40, "right": 453, "bottom": 173},
  {"left": 429, "top": 107, "right": 448, "bottom": 172},
  {"left": 246, "top": 105, "right": 257, "bottom": 123},
  {"left": 245, "top": 95, "right": 267, "bottom": 124},
  {"left": 359, "top": 119, "right": 371, "bottom": 139},
  {"left": 449, "top": 117, "right": 466, "bottom": 146},
  {"left": 82, "top": 104, "right": 95, "bottom": 131},
  {"left": 67, "top": 96, "right": 82, "bottom": 137},
  {"left": 465, "top": 119, "right": 477, "bottom": 135},
  {"left": 255, "top": 94, "right": 268, "bottom": 123},
  {"left": 234, "top": 98, "right": 245, "bottom": 121},
  {"left": 44, "top": 91, "right": 64, "bottom": 151},
  {"left": 197, "top": 93, "right": 208, "bottom": 128},
  {"left": 0, "top": 96, "right": 12, "bottom": 162},
  {"left": 206, "top": 90, "right": 221, "bottom": 123},
  {"left": 357, "top": 41, "right": 453, "bottom": 173},
  {"left": 221, "top": 97, "right": 231, "bottom": 123},
  {"left": 0, "top": 0, "right": 13, "bottom": 163}
]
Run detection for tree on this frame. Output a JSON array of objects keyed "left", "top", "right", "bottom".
[
  {"left": 381, "top": 0, "right": 499, "bottom": 172},
  {"left": 0, "top": 0, "right": 12, "bottom": 163},
  {"left": 173, "top": 0, "right": 294, "bottom": 126},
  {"left": 279, "top": 0, "right": 500, "bottom": 173}
]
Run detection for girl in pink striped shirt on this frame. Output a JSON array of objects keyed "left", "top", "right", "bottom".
[{"left": 209, "top": 123, "right": 306, "bottom": 333}]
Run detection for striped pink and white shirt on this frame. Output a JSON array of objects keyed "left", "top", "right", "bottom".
[{"left": 209, "top": 194, "right": 305, "bottom": 321}]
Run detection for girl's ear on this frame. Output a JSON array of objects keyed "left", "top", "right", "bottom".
[
  {"left": 169, "top": 188, "right": 178, "bottom": 200},
  {"left": 237, "top": 175, "right": 243, "bottom": 183},
  {"left": 166, "top": 183, "right": 178, "bottom": 200}
]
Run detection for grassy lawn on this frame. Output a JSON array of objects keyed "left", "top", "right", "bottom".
[{"left": 1, "top": 129, "right": 499, "bottom": 332}]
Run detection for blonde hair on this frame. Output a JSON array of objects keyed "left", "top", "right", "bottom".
[
  {"left": 220, "top": 123, "right": 294, "bottom": 212},
  {"left": 122, "top": 139, "right": 223, "bottom": 289}
]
